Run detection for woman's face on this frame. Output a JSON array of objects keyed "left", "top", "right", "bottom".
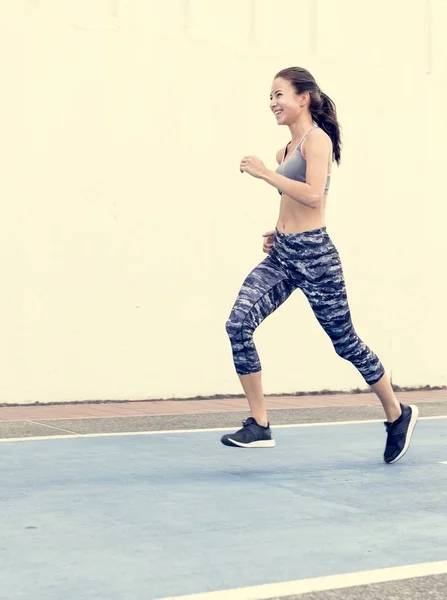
[{"left": 270, "top": 77, "right": 306, "bottom": 125}]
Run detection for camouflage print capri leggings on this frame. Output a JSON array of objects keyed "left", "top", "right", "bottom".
[{"left": 225, "top": 227, "right": 385, "bottom": 386}]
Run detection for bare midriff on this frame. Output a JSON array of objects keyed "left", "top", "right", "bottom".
[{"left": 275, "top": 193, "right": 328, "bottom": 233}]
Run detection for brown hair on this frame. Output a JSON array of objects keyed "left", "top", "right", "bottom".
[{"left": 275, "top": 67, "right": 342, "bottom": 165}]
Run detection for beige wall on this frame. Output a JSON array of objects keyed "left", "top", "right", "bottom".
[{"left": 1, "top": 0, "right": 446, "bottom": 404}]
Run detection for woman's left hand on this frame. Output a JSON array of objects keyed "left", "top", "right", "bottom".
[{"left": 240, "top": 156, "right": 267, "bottom": 179}]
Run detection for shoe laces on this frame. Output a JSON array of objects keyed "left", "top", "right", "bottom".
[{"left": 242, "top": 417, "right": 260, "bottom": 432}]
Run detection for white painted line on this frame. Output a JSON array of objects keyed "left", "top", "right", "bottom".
[
  {"left": 0, "top": 415, "right": 446, "bottom": 444},
  {"left": 153, "top": 560, "right": 447, "bottom": 600},
  {"left": 27, "top": 420, "right": 79, "bottom": 435},
  {"left": 440, "top": 461, "right": 447, "bottom": 465}
]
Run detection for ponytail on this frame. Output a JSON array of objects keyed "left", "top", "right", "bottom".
[{"left": 312, "top": 90, "right": 342, "bottom": 165}]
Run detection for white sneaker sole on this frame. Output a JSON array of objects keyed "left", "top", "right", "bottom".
[
  {"left": 224, "top": 438, "right": 276, "bottom": 448},
  {"left": 388, "top": 404, "right": 419, "bottom": 464}
]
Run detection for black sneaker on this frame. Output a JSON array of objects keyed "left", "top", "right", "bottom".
[
  {"left": 384, "top": 403, "right": 419, "bottom": 464},
  {"left": 221, "top": 417, "right": 276, "bottom": 448}
]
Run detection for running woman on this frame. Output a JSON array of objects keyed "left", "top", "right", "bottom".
[{"left": 223, "top": 67, "right": 418, "bottom": 464}]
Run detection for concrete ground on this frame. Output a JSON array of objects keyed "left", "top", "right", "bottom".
[{"left": 1, "top": 389, "right": 446, "bottom": 600}]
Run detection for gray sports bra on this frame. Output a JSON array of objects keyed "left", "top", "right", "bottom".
[{"left": 275, "top": 125, "right": 331, "bottom": 196}]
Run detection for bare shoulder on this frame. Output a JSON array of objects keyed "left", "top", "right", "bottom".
[
  {"left": 276, "top": 147, "right": 285, "bottom": 164},
  {"left": 302, "top": 127, "right": 332, "bottom": 159}
]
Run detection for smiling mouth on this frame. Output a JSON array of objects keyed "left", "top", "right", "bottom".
[{"left": 273, "top": 110, "right": 282, "bottom": 116}]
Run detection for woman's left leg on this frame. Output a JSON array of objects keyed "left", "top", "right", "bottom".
[
  {"left": 300, "top": 253, "right": 397, "bottom": 412},
  {"left": 301, "top": 249, "right": 418, "bottom": 463}
]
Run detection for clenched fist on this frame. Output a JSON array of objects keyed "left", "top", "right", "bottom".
[
  {"left": 240, "top": 156, "right": 267, "bottom": 179},
  {"left": 262, "top": 230, "right": 275, "bottom": 254}
]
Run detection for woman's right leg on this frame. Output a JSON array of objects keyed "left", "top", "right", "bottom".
[{"left": 223, "top": 254, "right": 296, "bottom": 446}]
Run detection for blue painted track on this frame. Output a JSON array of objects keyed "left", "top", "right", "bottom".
[{"left": 1, "top": 419, "right": 446, "bottom": 599}]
